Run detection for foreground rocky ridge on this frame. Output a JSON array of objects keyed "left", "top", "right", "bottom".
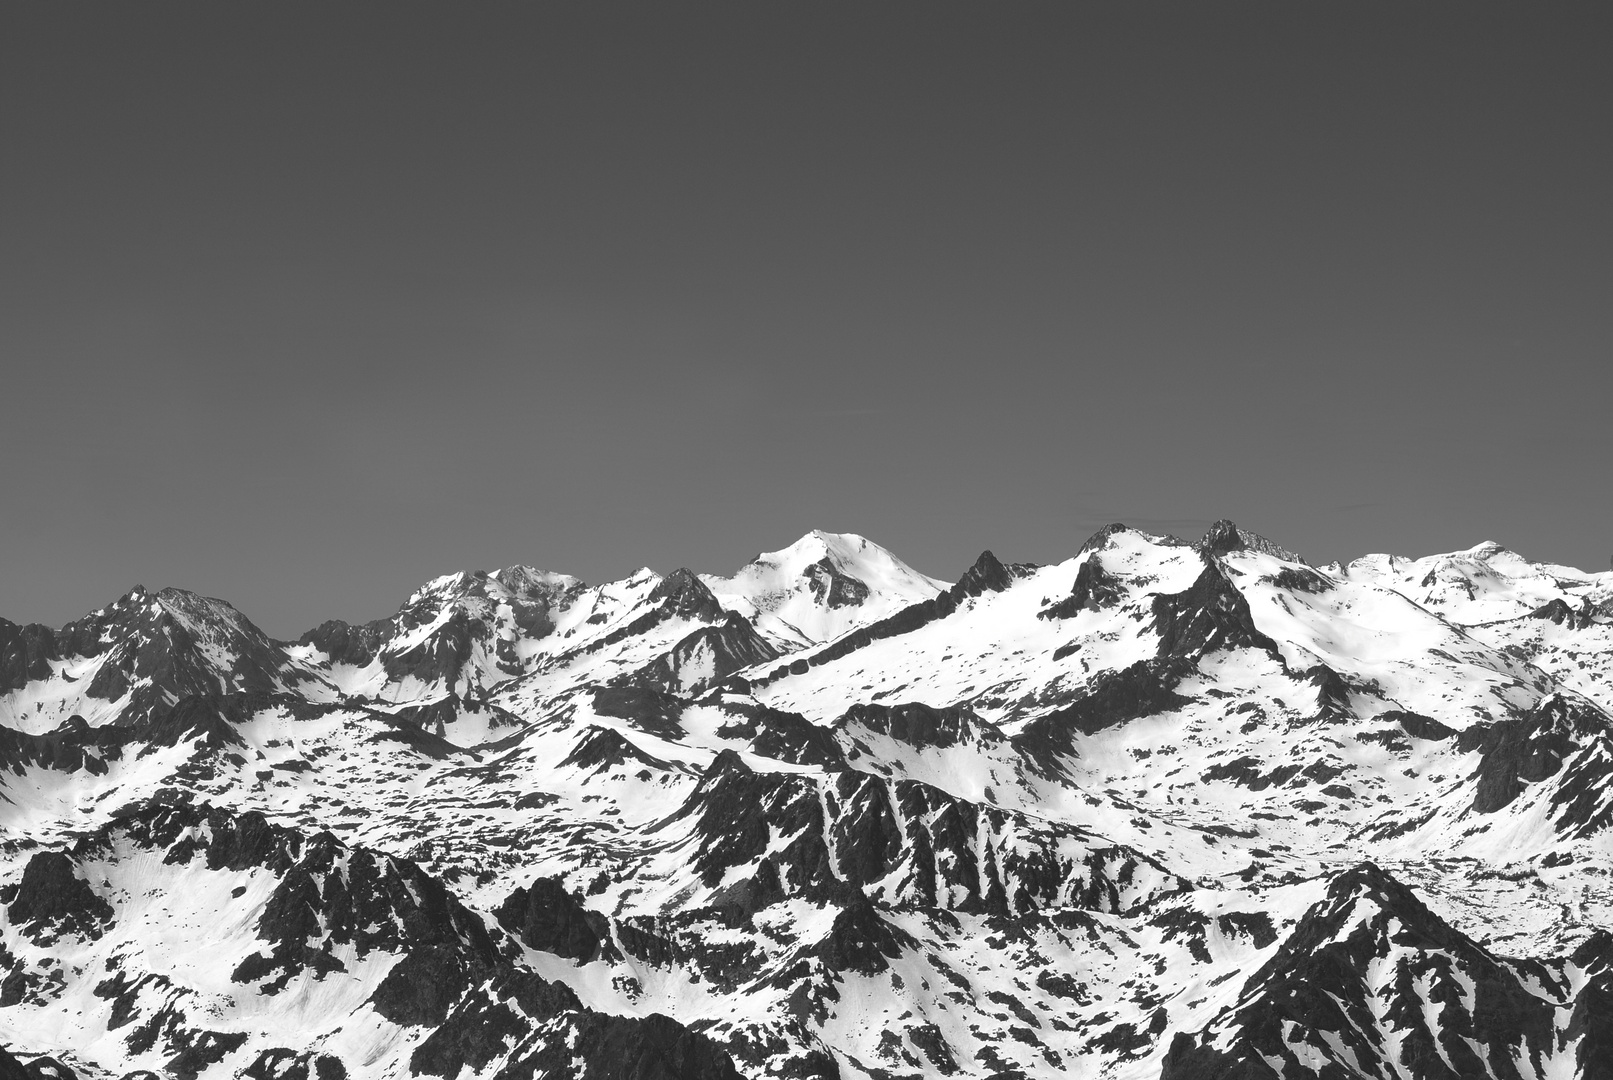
[{"left": 2, "top": 525, "right": 1611, "bottom": 1078}]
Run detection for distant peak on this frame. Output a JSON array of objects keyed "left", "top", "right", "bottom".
[
  {"left": 1077, "top": 523, "right": 1134, "bottom": 555},
  {"left": 1199, "top": 519, "right": 1305, "bottom": 563},
  {"left": 406, "top": 564, "right": 583, "bottom": 608},
  {"left": 721, "top": 530, "right": 947, "bottom": 592},
  {"left": 1457, "top": 540, "right": 1512, "bottom": 560}
]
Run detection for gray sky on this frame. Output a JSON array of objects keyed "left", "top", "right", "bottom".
[{"left": 4, "top": 2, "right": 1611, "bottom": 638}]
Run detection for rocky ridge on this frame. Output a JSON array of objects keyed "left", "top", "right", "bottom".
[{"left": 2, "top": 524, "right": 1612, "bottom": 1079}]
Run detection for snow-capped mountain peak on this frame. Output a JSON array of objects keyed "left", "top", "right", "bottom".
[{"left": 702, "top": 529, "right": 948, "bottom": 649}]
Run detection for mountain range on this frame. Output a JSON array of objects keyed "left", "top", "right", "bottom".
[{"left": 2, "top": 523, "right": 1611, "bottom": 1080}]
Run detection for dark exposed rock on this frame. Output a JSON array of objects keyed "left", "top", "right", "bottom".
[
  {"left": 635, "top": 613, "right": 780, "bottom": 695},
  {"left": 1013, "top": 657, "right": 1194, "bottom": 763},
  {"left": 1199, "top": 756, "right": 1302, "bottom": 791},
  {"left": 388, "top": 695, "right": 521, "bottom": 737},
  {"left": 746, "top": 551, "right": 1016, "bottom": 690},
  {"left": 239, "top": 1049, "right": 347, "bottom": 1080},
  {"left": 1460, "top": 695, "right": 1610, "bottom": 814},
  {"left": 667, "top": 751, "right": 1185, "bottom": 918},
  {"left": 23, "top": 1059, "right": 76, "bottom": 1080},
  {"left": 1529, "top": 598, "right": 1597, "bottom": 630},
  {"left": 511, "top": 1010, "right": 745, "bottom": 1080},
  {"left": 382, "top": 608, "right": 482, "bottom": 689},
  {"left": 1040, "top": 555, "right": 1124, "bottom": 620},
  {"left": 1161, "top": 862, "right": 1573, "bottom": 1080},
  {"left": 713, "top": 702, "right": 843, "bottom": 768},
  {"left": 0, "top": 619, "right": 60, "bottom": 692},
  {"left": 802, "top": 557, "right": 871, "bottom": 609},
  {"left": 139, "top": 693, "right": 255, "bottom": 753},
  {"left": 4, "top": 851, "right": 113, "bottom": 942},
  {"left": 1382, "top": 710, "right": 1457, "bottom": 741},
  {"left": 559, "top": 726, "right": 675, "bottom": 774},
  {"left": 0, "top": 1048, "right": 33, "bottom": 1080},
  {"left": 298, "top": 568, "right": 580, "bottom": 682},
  {"left": 0, "top": 714, "right": 137, "bottom": 777},
  {"left": 370, "top": 945, "right": 477, "bottom": 1027},
  {"left": 650, "top": 569, "right": 728, "bottom": 623},
  {"left": 1298, "top": 665, "right": 1353, "bottom": 724},
  {"left": 494, "top": 877, "right": 601, "bottom": 963},
  {"left": 367, "top": 710, "right": 475, "bottom": 759},
  {"left": 594, "top": 686, "right": 688, "bottom": 739},
  {"left": 1198, "top": 519, "right": 1247, "bottom": 558},
  {"left": 811, "top": 891, "right": 916, "bottom": 976},
  {"left": 1152, "top": 563, "right": 1280, "bottom": 661},
  {"left": 164, "top": 1030, "right": 248, "bottom": 1080},
  {"left": 33, "top": 798, "right": 740, "bottom": 1080},
  {"left": 297, "top": 618, "right": 390, "bottom": 667},
  {"left": 669, "top": 751, "right": 835, "bottom": 900},
  {"left": 576, "top": 570, "right": 730, "bottom": 666},
  {"left": 834, "top": 702, "right": 1005, "bottom": 751},
  {"left": 408, "top": 969, "right": 744, "bottom": 1080},
  {"left": 951, "top": 551, "right": 1015, "bottom": 599},
  {"left": 1198, "top": 520, "right": 1305, "bottom": 563},
  {"left": 1265, "top": 566, "right": 1334, "bottom": 594}
]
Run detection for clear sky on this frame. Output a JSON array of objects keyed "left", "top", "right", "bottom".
[{"left": 4, "top": 2, "right": 1611, "bottom": 638}]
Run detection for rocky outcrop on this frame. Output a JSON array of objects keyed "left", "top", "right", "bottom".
[
  {"left": 1460, "top": 695, "right": 1612, "bottom": 814},
  {"left": 1013, "top": 657, "right": 1195, "bottom": 762},
  {"left": 1152, "top": 563, "right": 1280, "bottom": 661},
  {"left": 1040, "top": 555, "right": 1124, "bottom": 619},
  {"left": 746, "top": 551, "right": 1023, "bottom": 691},
  {"left": 494, "top": 877, "right": 603, "bottom": 963},
  {"left": 1161, "top": 862, "right": 1605, "bottom": 1080},
  {"left": 2, "top": 851, "right": 113, "bottom": 943}
]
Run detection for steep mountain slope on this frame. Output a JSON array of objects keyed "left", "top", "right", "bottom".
[{"left": 2, "top": 526, "right": 1611, "bottom": 1079}]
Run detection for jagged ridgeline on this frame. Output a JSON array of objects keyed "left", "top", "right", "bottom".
[{"left": 2, "top": 525, "right": 1612, "bottom": 1079}]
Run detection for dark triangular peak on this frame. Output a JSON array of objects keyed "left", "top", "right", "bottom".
[
  {"left": 633, "top": 612, "right": 780, "bottom": 696},
  {"left": 557, "top": 725, "right": 674, "bottom": 775},
  {"left": 493, "top": 876, "right": 603, "bottom": 963},
  {"left": 666, "top": 751, "right": 837, "bottom": 902},
  {"left": 1198, "top": 519, "right": 1306, "bottom": 563},
  {"left": 834, "top": 701, "right": 1007, "bottom": 752},
  {"left": 28, "top": 586, "right": 302, "bottom": 725},
  {"left": 1160, "top": 861, "right": 1589, "bottom": 1080},
  {"left": 1040, "top": 553, "right": 1125, "bottom": 620},
  {"left": 648, "top": 567, "right": 726, "bottom": 622},
  {"left": 1151, "top": 562, "right": 1281, "bottom": 661},
  {"left": 806, "top": 887, "right": 918, "bottom": 976},
  {"left": 948, "top": 549, "right": 1016, "bottom": 599},
  {"left": 2, "top": 849, "right": 114, "bottom": 944},
  {"left": 1295, "top": 664, "right": 1354, "bottom": 725},
  {"left": 1530, "top": 598, "right": 1577, "bottom": 625}
]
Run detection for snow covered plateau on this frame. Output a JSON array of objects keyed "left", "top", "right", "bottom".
[{"left": 2, "top": 523, "right": 1611, "bottom": 1080}]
